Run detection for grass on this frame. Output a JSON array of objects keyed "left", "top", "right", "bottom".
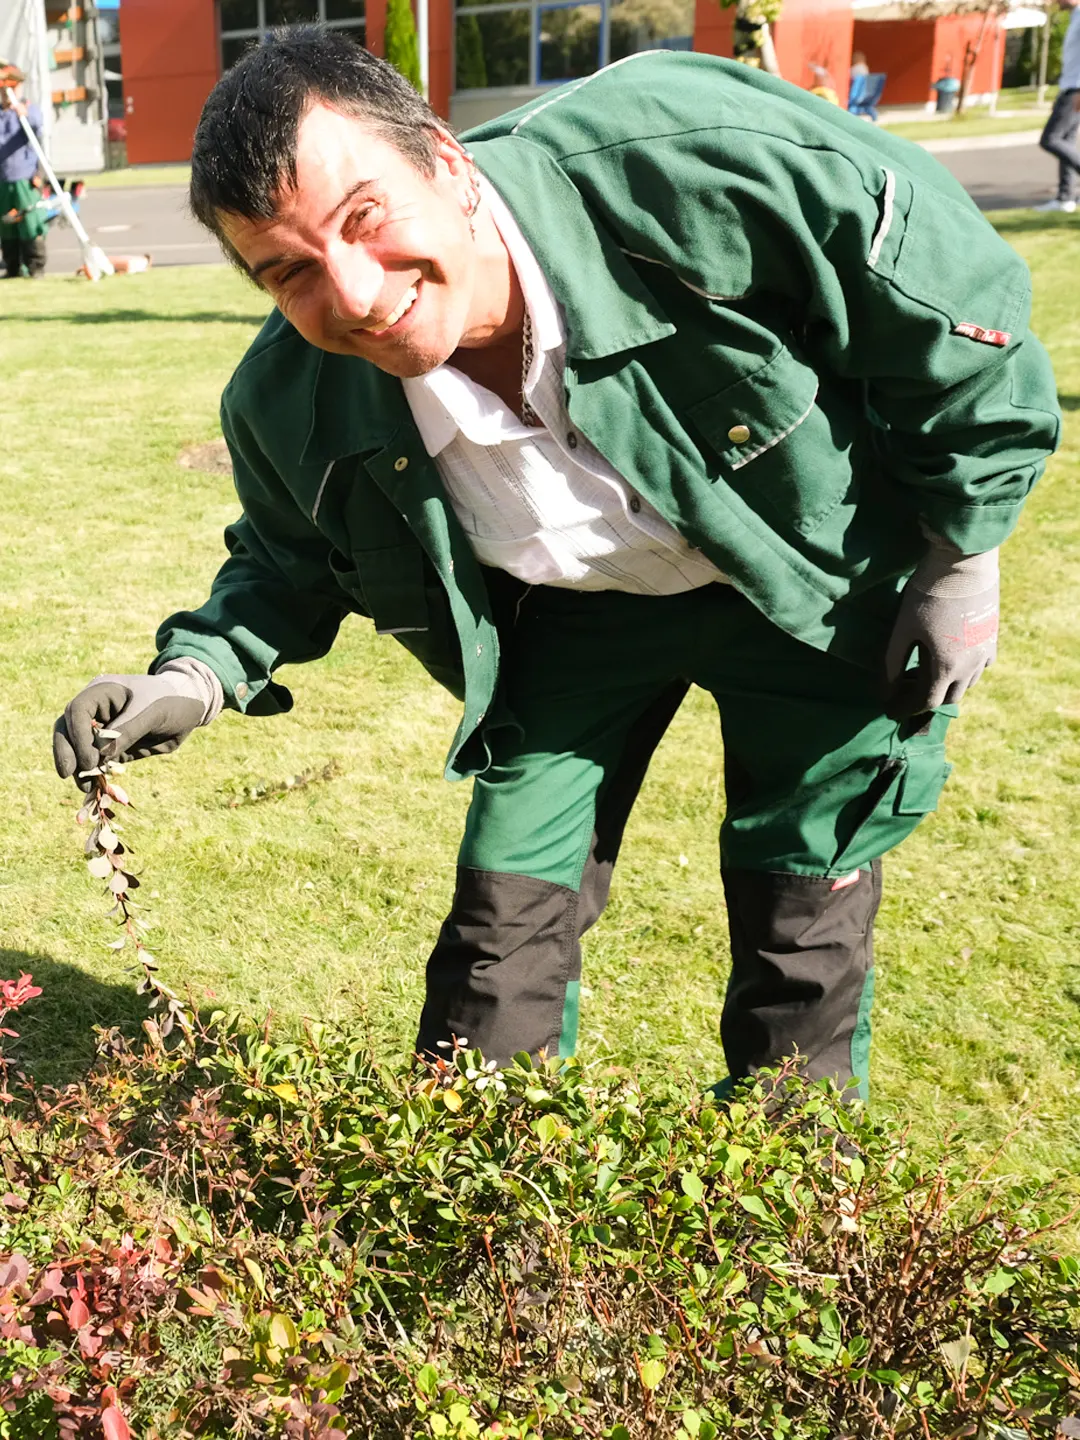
[
  {"left": 1, "top": 220, "right": 1079, "bottom": 1230},
  {"left": 86, "top": 163, "right": 192, "bottom": 190},
  {"left": 884, "top": 112, "right": 1045, "bottom": 144}
]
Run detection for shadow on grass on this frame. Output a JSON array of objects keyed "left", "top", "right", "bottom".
[
  {"left": 1057, "top": 394, "right": 1080, "bottom": 411},
  {"left": 988, "top": 212, "right": 1074, "bottom": 237},
  {"left": 11, "top": 311, "right": 269, "bottom": 326},
  {"left": 2, "top": 947, "right": 148, "bottom": 1089}
]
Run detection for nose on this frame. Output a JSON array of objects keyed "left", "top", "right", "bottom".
[{"left": 324, "top": 240, "right": 384, "bottom": 326}]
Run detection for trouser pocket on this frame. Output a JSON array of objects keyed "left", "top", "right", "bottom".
[{"left": 829, "top": 726, "right": 953, "bottom": 876}]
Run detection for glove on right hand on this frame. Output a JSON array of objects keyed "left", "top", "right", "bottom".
[{"left": 53, "top": 672, "right": 209, "bottom": 791}]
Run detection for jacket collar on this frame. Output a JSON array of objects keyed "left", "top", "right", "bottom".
[
  {"left": 471, "top": 135, "right": 675, "bottom": 362},
  {"left": 300, "top": 134, "right": 674, "bottom": 467}
]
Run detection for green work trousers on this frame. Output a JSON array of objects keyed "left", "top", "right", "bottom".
[{"left": 417, "top": 574, "right": 953, "bottom": 1098}]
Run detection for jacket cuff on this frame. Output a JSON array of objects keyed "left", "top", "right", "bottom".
[{"left": 916, "top": 498, "right": 1026, "bottom": 557}]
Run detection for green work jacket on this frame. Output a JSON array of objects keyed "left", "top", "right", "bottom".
[{"left": 154, "top": 53, "right": 1060, "bottom": 781}]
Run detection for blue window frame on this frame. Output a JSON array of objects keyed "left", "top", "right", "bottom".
[{"left": 454, "top": 0, "right": 693, "bottom": 93}]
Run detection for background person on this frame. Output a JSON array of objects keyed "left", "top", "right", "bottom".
[
  {"left": 0, "top": 62, "right": 46, "bottom": 279},
  {"left": 1035, "top": 0, "right": 1080, "bottom": 214},
  {"left": 53, "top": 32, "right": 1059, "bottom": 1101}
]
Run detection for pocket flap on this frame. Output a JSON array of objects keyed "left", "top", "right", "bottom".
[
  {"left": 687, "top": 346, "right": 820, "bottom": 471},
  {"left": 356, "top": 543, "right": 430, "bottom": 635},
  {"left": 896, "top": 743, "right": 952, "bottom": 816}
]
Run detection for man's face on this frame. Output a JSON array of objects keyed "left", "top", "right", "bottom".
[{"left": 221, "top": 103, "right": 489, "bottom": 377}]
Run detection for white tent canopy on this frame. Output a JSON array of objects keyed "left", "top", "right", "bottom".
[
  {"left": 0, "top": 0, "right": 53, "bottom": 156},
  {"left": 852, "top": 0, "right": 1047, "bottom": 24}
]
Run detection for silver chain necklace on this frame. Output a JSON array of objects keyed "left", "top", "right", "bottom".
[{"left": 520, "top": 308, "right": 540, "bottom": 428}]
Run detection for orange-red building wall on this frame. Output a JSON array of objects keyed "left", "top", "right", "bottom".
[
  {"left": 852, "top": 13, "right": 1005, "bottom": 106},
  {"left": 774, "top": 0, "right": 854, "bottom": 104},
  {"left": 121, "top": 0, "right": 219, "bottom": 164},
  {"left": 932, "top": 13, "right": 1005, "bottom": 98},
  {"left": 120, "top": 0, "right": 1008, "bottom": 163},
  {"left": 694, "top": 0, "right": 852, "bottom": 104}
]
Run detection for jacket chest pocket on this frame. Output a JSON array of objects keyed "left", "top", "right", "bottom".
[
  {"left": 329, "top": 542, "right": 431, "bottom": 635},
  {"left": 321, "top": 461, "right": 431, "bottom": 635},
  {"left": 686, "top": 346, "right": 852, "bottom": 539}
]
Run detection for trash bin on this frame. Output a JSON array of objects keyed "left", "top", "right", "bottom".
[{"left": 932, "top": 75, "right": 960, "bottom": 114}]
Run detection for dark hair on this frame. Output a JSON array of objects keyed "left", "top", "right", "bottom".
[{"left": 189, "top": 26, "right": 443, "bottom": 263}]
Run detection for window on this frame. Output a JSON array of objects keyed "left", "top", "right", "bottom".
[
  {"left": 219, "top": 0, "right": 366, "bottom": 72},
  {"left": 454, "top": 0, "right": 692, "bottom": 92}
]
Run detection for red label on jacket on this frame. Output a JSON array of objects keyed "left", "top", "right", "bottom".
[{"left": 954, "top": 321, "right": 1011, "bottom": 347}]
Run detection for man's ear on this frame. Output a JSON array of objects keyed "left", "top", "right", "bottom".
[{"left": 431, "top": 126, "right": 472, "bottom": 180}]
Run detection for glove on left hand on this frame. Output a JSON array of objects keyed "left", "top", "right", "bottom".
[{"left": 885, "top": 540, "right": 999, "bottom": 715}]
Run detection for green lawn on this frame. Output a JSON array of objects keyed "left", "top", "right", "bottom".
[
  {"left": 86, "top": 163, "right": 192, "bottom": 190},
  {"left": 2, "top": 221, "right": 1079, "bottom": 1221},
  {"left": 884, "top": 113, "right": 1045, "bottom": 144}
]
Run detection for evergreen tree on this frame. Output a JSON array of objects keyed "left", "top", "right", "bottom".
[
  {"left": 456, "top": 14, "right": 488, "bottom": 90},
  {"left": 384, "top": 0, "right": 423, "bottom": 92}
]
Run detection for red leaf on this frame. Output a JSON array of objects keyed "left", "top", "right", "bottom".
[
  {"left": 101, "top": 1406, "right": 131, "bottom": 1440},
  {"left": 65, "top": 1297, "right": 90, "bottom": 1330},
  {"left": 0, "top": 1254, "right": 29, "bottom": 1290}
]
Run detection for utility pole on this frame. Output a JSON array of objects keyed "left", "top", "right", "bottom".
[
  {"left": 417, "top": 0, "right": 430, "bottom": 97},
  {"left": 1037, "top": 1, "right": 1052, "bottom": 104}
]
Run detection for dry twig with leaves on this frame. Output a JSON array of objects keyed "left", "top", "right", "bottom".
[{"left": 76, "top": 731, "right": 193, "bottom": 1045}]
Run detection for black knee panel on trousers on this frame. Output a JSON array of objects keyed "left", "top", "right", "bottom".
[
  {"left": 417, "top": 866, "right": 581, "bottom": 1065},
  {"left": 721, "top": 861, "right": 882, "bottom": 1090}
]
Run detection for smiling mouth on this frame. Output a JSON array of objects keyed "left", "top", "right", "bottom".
[{"left": 362, "top": 284, "right": 419, "bottom": 337}]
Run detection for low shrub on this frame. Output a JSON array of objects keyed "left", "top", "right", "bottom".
[{"left": 1, "top": 994, "right": 1078, "bottom": 1438}]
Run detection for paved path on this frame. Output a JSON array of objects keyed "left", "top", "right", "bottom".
[
  {"left": 42, "top": 130, "right": 1064, "bottom": 275},
  {"left": 44, "top": 184, "right": 220, "bottom": 274}
]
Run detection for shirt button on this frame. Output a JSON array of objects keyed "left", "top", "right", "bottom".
[
  {"left": 476, "top": 643, "right": 483, "bottom": 656},
  {"left": 727, "top": 424, "right": 751, "bottom": 445},
  {"left": 566, "top": 432, "right": 578, "bottom": 450},
  {"left": 235, "top": 682, "right": 249, "bottom": 700},
  {"left": 476, "top": 711, "right": 486, "bottom": 725},
  {"left": 393, "top": 456, "right": 409, "bottom": 472},
  {"left": 629, "top": 495, "right": 642, "bottom": 514}
]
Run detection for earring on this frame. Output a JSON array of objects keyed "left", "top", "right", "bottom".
[{"left": 463, "top": 172, "right": 481, "bottom": 238}]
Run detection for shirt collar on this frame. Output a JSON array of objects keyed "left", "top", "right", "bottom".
[{"left": 402, "top": 176, "right": 563, "bottom": 457}]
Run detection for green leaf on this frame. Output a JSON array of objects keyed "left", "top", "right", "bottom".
[
  {"left": 533, "top": 1114, "right": 560, "bottom": 1145},
  {"left": 416, "top": 1363, "right": 439, "bottom": 1397},
  {"left": 680, "top": 1171, "right": 704, "bottom": 1202},
  {"left": 818, "top": 1304, "right": 840, "bottom": 1338},
  {"left": 269, "top": 1313, "right": 298, "bottom": 1351},
  {"left": 681, "top": 1411, "right": 702, "bottom": 1437},
  {"left": 737, "top": 1193, "right": 770, "bottom": 1220},
  {"left": 639, "top": 1357, "right": 665, "bottom": 1390},
  {"left": 242, "top": 1257, "right": 266, "bottom": 1294},
  {"left": 983, "top": 1267, "right": 1015, "bottom": 1295}
]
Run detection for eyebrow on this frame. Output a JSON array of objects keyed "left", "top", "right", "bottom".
[{"left": 249, "top": 178, "right": 378, "bottom": 281}]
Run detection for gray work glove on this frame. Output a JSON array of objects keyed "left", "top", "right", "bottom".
[
  {"left": 53, "top": 660, "right": 223, "bottom": 791},
  {"left": 885, "top": 538, "right": 999, "bottom": 716}
]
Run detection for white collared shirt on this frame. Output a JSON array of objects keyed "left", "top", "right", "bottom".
[{"left": 401, "top": 182, "right": 725, "bottom": 595}]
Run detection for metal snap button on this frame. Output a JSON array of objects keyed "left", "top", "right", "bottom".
[
  {"left": 476, "top": 643, "right": 483, "bottom": 656},
  {"left": 566, "top": 432, "right": 578, "bottom": 450},
  {"left": 629, "top": 495, "right": 642, "bottom": 513},
  {"left": 235, "top": 682, "right": 249, "bottom": 699},
  {"left": 393, "top": 456, "right": 409, "bottom": 471},
  {"left": 727, "top": 424, "right": 751, "bottom": 445}
]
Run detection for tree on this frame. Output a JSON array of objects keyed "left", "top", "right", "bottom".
[
  {"left": 717, "top": 0, "right": 784, "bottom": 77},
  {"left": 384, "top": 0, "right": 422, "bottom": 92},
  {"left": 455, "top": 13, "right": 488, "bottom": 90}
]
